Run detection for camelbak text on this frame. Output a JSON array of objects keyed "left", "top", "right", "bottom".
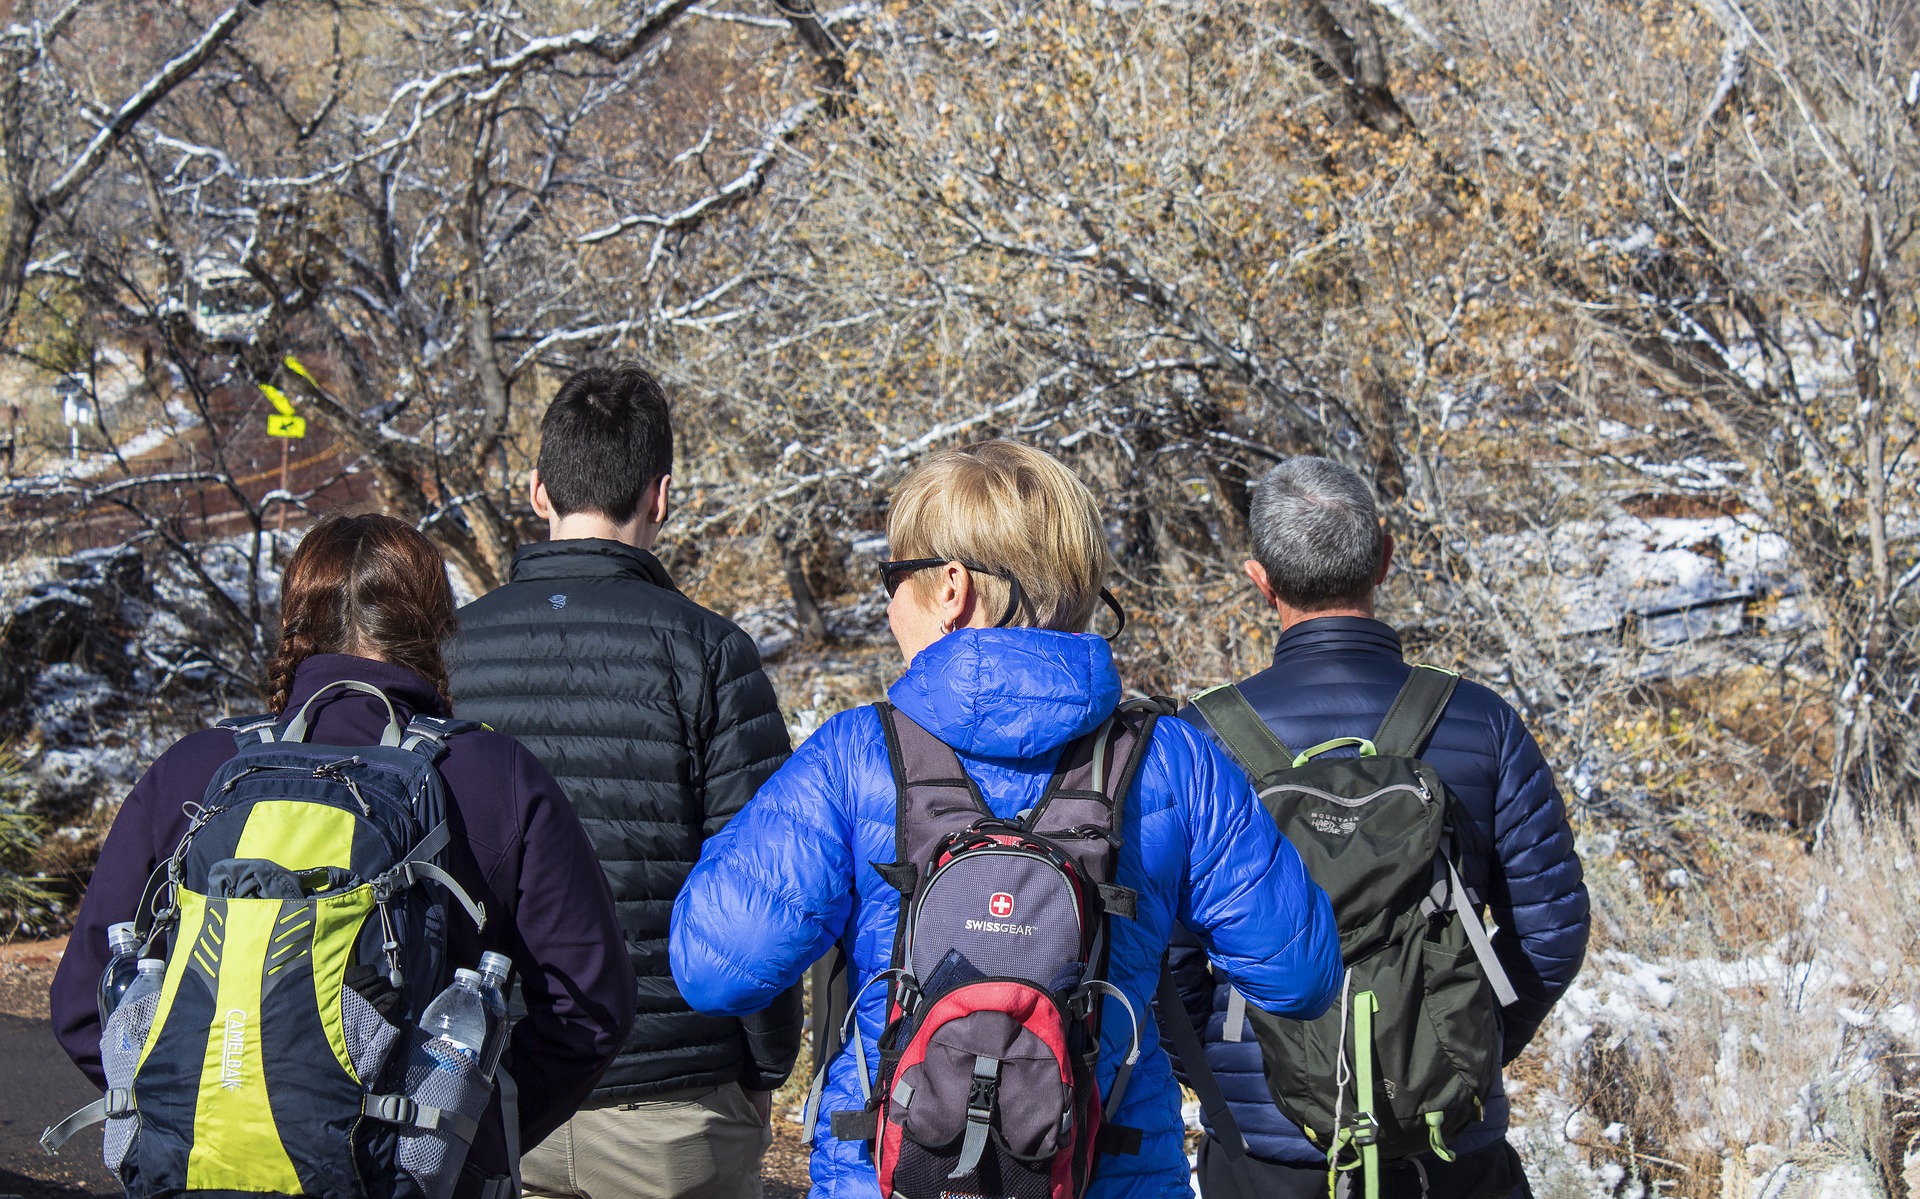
[{"left": 221, "top": 1009, "right": 246, "bottom": 1090}]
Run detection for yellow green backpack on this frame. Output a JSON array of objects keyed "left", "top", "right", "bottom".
[{"left": 44, "top": 681, "right": 512, "bottom": 1199}]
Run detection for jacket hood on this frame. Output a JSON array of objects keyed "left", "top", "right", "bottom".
[{"left": 888, "top": 628, "right": 1120, "bottom": 759}]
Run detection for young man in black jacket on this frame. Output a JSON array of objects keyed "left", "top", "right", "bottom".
[{"left": 449, "top": 363, "right": 800, "bottom": 1199}]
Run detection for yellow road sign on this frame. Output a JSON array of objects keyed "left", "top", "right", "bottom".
[
  {"left": 260, "top": 383, "right": 298, "bottom": 418},
  {"left": 283, "top": 355, "right": 321, "bottom": 390},
  {"left": 260, "top": 383, "right": 304, "bottom": 437}
]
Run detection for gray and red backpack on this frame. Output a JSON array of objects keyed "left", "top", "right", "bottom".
[{"left": 810, "top": 698, "right": 1188, "bottom": 1199}]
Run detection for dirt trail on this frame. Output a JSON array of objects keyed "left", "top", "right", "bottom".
[
  {"left": 1, "top": 385, "right": 370, "bottom": 557},
  {"left": 0, "top": 938, "right": 117, "bottom": 1197}
]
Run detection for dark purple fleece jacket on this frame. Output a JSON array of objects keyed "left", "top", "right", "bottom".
[{"left": 49, "top": 653, "right": 637, "bottom": 1174}]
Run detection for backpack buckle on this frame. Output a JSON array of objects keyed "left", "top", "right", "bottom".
[
  {"left": 367, "top": 1093, "right": 419, "bottom": 1126},
  {"left": 1344, "top": 1111, "right": 1379, "bottom": 1148},
  {"left": 965, "top": 1058, "right": 1001, "bottom": 1119},
  {"left": 966, "top": 1080, "right": 998, "bottom": 1117},
  {"left": 890, "top": 974, "right": 924, "bottom": 1015}
]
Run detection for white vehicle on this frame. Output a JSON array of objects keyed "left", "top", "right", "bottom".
[{"left": 188, "top": 261, "right": 270, "bottom": 343}]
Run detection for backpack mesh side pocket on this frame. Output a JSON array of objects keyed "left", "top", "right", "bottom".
[
  {"left": 101, "top": 991, "right": 161, "bottom": 1172},
  {"left": 395, "top": 1031, "right": 491, "bottom": 1199},
  {"left": 342, "top": 986, "right": 400, "bottom": 1085}
]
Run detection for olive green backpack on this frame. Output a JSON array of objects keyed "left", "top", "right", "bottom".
[{"left": 1190, "top": 666, "right": 1517, "bottom": 1199}]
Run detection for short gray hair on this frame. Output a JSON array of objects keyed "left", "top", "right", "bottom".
[{"left": 1248, "top": 456, "right": 1384, "bottom": 607}]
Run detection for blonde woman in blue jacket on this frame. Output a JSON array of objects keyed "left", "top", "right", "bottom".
[{"left": 670, "top": 441, "right": 1342, "bottom": 1199}]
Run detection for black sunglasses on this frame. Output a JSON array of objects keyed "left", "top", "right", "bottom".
[{"left": 877, "top": 558, "right": 1128, "bottom": 639}]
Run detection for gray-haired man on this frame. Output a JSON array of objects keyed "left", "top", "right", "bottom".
[{"left": 1172, "top": 456, "right": 1588, "bottom": 1198}]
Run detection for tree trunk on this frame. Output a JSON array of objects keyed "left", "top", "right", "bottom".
[{"left": 779, "top": 529, "right": 831, "bottom": 647}]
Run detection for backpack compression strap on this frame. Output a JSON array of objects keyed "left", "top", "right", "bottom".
[
  {"left": 1189, "top": 685, "right": 1294, "bottom": 783},
  {"left": 219, "top": 713, "right": 281, "bottom": 748},
  {"left": 40, "top": 1089, "right": 134, "bottom": 1153},
  {"left": 372, "top": 820, "right": 488, "bottom": 930},
  {"left": 1376, "top": 667, "right": 1521, "bottom": 1006}
]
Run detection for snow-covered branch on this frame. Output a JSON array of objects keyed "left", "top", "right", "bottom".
[
  {"left": 43, "top": 0, "right": 252, "bottom": 210},
  {"left": 576, "top": 100, "right": 821, "bottom": 246},
  {"left": 687, "top": 365, "right": 1078, "bottom": 534}
]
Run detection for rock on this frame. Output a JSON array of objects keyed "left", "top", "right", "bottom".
[{"left": 0, "top": 545, "right": 146, "bottom": 735}]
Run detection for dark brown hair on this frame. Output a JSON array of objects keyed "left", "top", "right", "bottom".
[
  {"left": 537, "top": 362, "right": 673, "bottom": 524},
  {"left": 266, "top": 514, "right": 459, "bottom": 714}
]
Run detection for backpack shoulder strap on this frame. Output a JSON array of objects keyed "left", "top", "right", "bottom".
[
  {"left": 400, "top": 715, "right": 484, "bottom": 760},
  {"left": 1027, "top": 699, "right": 1165, "bottom": 916},
  {"left": 1372, "top": 665, "right": 1459, "bottom": 759},
  {"left": 802, "top": 942, "right": 852, "bottom": 1134},
  {"left": 1189, "top": 684, "right": 1295, "bottom": 781},
  {"left": 1102, "top": 698, "right": 1169, "bottom": 841},
  {"left": 1157, "top": 962, "right": 1248, "bottom": 1162},
  {"left": 876, "top": 702, "right": 989, "bottom": 879},
  {"left": 217, "top": 713, "right": 280, "bottom": 749}
]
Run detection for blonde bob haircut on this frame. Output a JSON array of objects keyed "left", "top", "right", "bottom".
[{"left": 888, "top": 440, "right": 1113, "bottom": 632}]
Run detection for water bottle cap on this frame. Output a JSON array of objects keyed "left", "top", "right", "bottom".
[
  {"left": 135, "top": 958, "right": 166, "bottom": 973},
  {"left": 453, "top": 968, "right": 483, "bottom": 986},
  {"left": 477, "top": 951, "right": 511, "bottom": 979},
  {"left": 106, "top": 922, "right": 140, "bottom": 950}
]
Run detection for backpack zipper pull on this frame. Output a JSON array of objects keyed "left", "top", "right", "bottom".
[
  {"left": 313, "top": 761, "right": 373, "bottom": 815},
  {"left": 375, "top": 897, "right": 405, "bottom": 990}
]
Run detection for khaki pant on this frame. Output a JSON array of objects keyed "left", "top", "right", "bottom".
[{"left": 522, "top": 1083, "right": 772, "bottom": 1199}]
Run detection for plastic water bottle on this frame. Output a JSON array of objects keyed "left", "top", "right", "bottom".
[
  {"left": 473, "top": 952, "right": 511, "bottom": 1081},
  {"left": 418, "top": 968, "right": 489, "bottom": 1069},
  {"left": 123, "top": 959, "right": 166, "bottom": 1008},
  {"left": 108, "top": 959, "right": 167, "bottom": 1054},
  {"left": 403, "top": 969, "right": 498, "bottom": 1199},
  {"left": 96, "top": 923, "right": 142, "bottom": 1026}
]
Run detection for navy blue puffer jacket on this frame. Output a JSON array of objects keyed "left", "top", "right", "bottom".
[
  {"left": 1170, "top": 617, "right": 1589, "bottom": 1164},
  {"left": 671, "top": 627, "right": 1344, "bottom": 1199}
]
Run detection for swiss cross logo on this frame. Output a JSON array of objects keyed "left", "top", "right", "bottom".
[{"left": 989, "top": 892, "right": 1015, "bottom": 919}]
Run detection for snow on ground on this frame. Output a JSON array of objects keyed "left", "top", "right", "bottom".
[
  {"left": 1507, "top": 832, "right": 1919, "bottom": 1198},
  {"left": 2, "top": 531, "right": 296, "bottom": 829},
  {"left": 0, "top": 549, "right": 59, "bottom": 598},
  {"left": 5, "top": 350, "right": 202, "bottom": 485},
  {"left": 1486, "top": 516, "right": 1797, "bottom": 640}
]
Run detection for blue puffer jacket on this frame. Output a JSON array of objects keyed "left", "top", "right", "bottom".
[
  {"left": 1169, "top": 617, "right": 1590, "bottom": 1165},
  {"left": 671, "top": 627, "right": 1344, "bottom": 1199}
]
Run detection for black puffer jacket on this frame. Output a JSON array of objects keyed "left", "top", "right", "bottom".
[{"left": 449, "top": 538, "right": 800, "bottom": 1102}]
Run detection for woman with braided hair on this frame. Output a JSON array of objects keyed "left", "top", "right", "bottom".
[{"left": 52, "top": 513, "right": 635, "bottom": 1197}]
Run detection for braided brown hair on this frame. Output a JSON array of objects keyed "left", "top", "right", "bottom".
[{"left": 266, "top": 514, "right": 459, "bottom": 714}]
